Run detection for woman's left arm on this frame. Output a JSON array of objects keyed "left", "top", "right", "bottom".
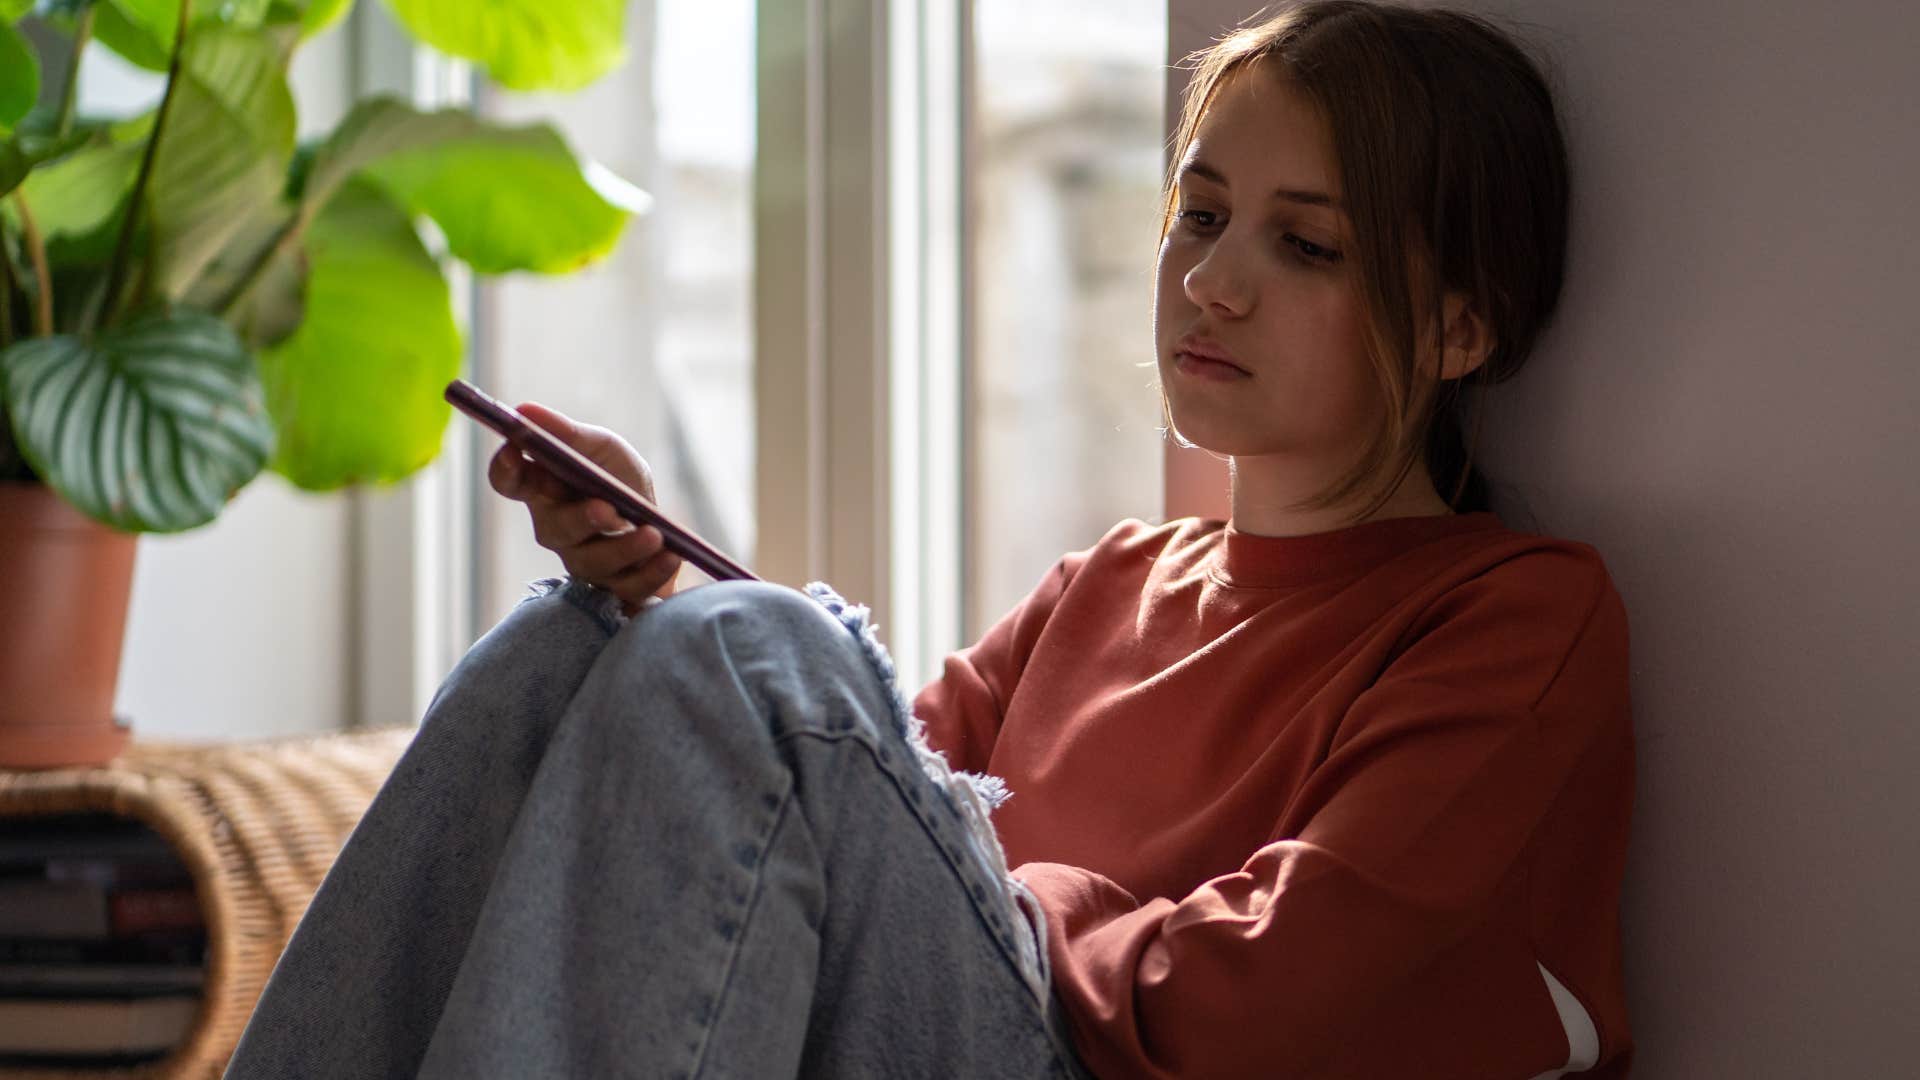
[{"left": 1017, "top": 561, "right": 1633, "bottom": 1079}]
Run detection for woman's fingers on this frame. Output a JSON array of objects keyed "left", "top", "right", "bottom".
[
  {"left": 560, "top": 527, "right": 682, "bottom": 612},
  {"left": 487, "top": 442, "right": 524, "bottom": 497},
  {"left": 515, "top": 402, "right": 659, "bottom": 503},
  {"left": 531, "top": 498, "right": 631, "bottom": 553},
  {"left": 489, "top": 402, "right": 657, "bottom": 512},
  {"left": 481, "top": 400, "right": 678, "bottom": 608},
  {"left": 515, "top": 402, "right": 614, "bottom": 462},
  {"left": 600, "top": 549, "right": 683, "bottom": 613},
  {"left": 488, "top": 443, "right": 572, "bottom": 504},
  {"left": 563, "top": 525, "right": 664, "bottom": 581}
]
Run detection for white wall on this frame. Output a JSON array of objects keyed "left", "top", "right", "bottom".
[
  {"left": 117, "top": 480, "right": 351, "bottom": 740},
  {"left": 1474, "top": 2, "right": 1918, "bottom": 1072},
  {"left": 112, "top": 22, "right": 362, "bottom": 742},
  {"left": 1170, "top": 0, "right": 1919, "bottom": 1073}
]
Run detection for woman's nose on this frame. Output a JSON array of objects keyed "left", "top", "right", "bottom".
[{"left": 1183, "top": 239, "right": 1253, "bottom": 317}]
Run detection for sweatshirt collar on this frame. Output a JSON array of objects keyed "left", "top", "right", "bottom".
[{"left": 1211, "top": 510, "right": 1503, "bottom": 589}]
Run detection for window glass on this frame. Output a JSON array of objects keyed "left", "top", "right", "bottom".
[{"left": 967, "top": 1, "right": 1168, "bottom": 635}]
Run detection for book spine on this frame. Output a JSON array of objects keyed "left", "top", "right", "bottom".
[
  {"left": 106, "top": 888, "right": 203, "bottom": 937},
  {"left": 0, "top": 933, "right": 206, "bottom": 965}
]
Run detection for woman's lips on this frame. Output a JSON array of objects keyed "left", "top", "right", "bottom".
[
  {"left": 1173, "top": 350, "right": 1251, "bottom": 381},
  {"left": 1172, "top": 335, "right": 1249, "bottom": 380}
]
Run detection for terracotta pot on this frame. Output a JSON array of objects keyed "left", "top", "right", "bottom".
[{"left": 0, "top": 482, "right": 137, "bottom": 768}]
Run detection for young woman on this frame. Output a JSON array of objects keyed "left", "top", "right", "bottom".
[{"left": 229, "top": 2, "right": 1632, "bottom": 1077}]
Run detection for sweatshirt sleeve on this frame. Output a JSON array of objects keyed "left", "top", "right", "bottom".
[
  {"left": 1015, "top": 550, "right": 1632, "bottom": 1079},
  {"left": 911, "top": 549, "right": 1084, "bottom": 774}
]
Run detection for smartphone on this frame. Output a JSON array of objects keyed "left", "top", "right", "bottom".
[{"left": 445, "top": 379, "right": 759, "bottom": 584}]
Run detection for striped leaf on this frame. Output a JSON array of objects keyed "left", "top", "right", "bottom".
[{"left": 0, "top": 309, "right": 274, "bottom": 532}]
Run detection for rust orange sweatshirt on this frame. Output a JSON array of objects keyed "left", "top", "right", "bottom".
[{"left": 913, "top": 511, "right": 1634, "bottom": 1079}]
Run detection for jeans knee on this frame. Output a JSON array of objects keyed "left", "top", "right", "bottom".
[
  {"left": 621, "top": 580, "right": 894, "bottom": 735},
  {"left": 645, "top": 576, "right": 848, "bottom": 641},
  {"left": 638, "top": 580, "right": 833, "bottom": 647},
  {"left": 621, "top": 579, "right": 844, "bottom": 667}
]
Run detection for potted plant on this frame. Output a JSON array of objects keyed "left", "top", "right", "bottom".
[{"left": 0, "top": 0, "right": 647, "bottom": 767}]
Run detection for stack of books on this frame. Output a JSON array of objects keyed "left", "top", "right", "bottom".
[{"left": 0, "top": 812, "right": 206, "bottom": 1067}]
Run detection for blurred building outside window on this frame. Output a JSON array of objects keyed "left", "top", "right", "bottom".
[{"left": 966, "top": 0, "right": 1167, "bottom": 638}]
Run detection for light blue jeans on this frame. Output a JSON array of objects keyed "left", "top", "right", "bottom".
[{"left": 225, "top": 578, "right": 1090, "bottom": 1079}]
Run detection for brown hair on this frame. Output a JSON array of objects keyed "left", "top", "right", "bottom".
[{"left": 1162, "top": 1, "right": 1570, "bottom": 521}]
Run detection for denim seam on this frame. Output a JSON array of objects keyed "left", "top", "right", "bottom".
[
  {"left": 798, "top": 581, "right": 1048, "bottom": 1005},
  {"left": 682, "top": 783, "right": 796, "bottom": 1080},
  {"left": 775, "top": 723, "right": 1042, "bottom": 1008}
]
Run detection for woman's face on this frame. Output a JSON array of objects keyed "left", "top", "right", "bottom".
[{"left": 1154, "top": 69, "right": 1379, "bottom": 463}]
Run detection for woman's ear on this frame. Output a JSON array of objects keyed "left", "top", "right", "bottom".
[{"left": 1426, "top": 292, "right": 1496, "bottom": 381}]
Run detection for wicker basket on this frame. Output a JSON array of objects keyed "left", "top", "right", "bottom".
[{"left": 0, "top": 728, "right": 415, "bottom": 1080}]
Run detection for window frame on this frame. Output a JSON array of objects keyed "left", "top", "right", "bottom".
[
  {"left": 347, "top": 5, "right": 478, "bottom": 728},
  {"left": 381, "top": 0, "right": 1188, "bottom": 717},
  {"left": 753, "top": 0, "right": 970, "bottom": 690}
]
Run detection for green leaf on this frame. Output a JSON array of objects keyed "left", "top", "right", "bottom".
[
  {"left": 183, "top": 198, "right": 306, "bottom": 347},
  {"left": 339, "top": 102, "right": 645, "bottom": 274},
  {"left": 146, "top": 23, "right": 298, "bottom": 299},
  {"left": 379, "top": 0, "right": 626, "bottom": 92},
  {"left": 91, "top": 1, "right": 173, "bottom": 70},
  {"left": 297, "top": 96, "right": 467, "bottom": 213},
  {"left": 1, "top": 0, "right": 33, "bottom": 23},
  {"left": 0, "top": 20, "right": 36, "bottom": 133},
  {"left": 108, "top": 0, "right": 272, "bottom": 53},
  {"left": 258, "top": 180, "right": 458, "bottom": 489},
  {"left": 0, "top": 141, "right": 21, "bottom": 196},
  {"left": 111, "top": 0, "right": 181, "bottom": 42},
  {"left": 296, "top": 0, "right": 351, "bottom": 36},
  {"left": 10, "top": 135, "right": 142, "bottom": 238},
  {"left": 305, "top": 98, "right": 646, "bottom": 274},
  {"left": 0, "top": 126, "right": 99, "bottom": 199},
  {"left": 92, "top": 0, "right": 296, "bottom": 72},
  {"left": 0, "top": 307, "right": 273, "bottom": 532}
]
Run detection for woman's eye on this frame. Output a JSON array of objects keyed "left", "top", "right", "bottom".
[
  {"left": 1175, "top": 208, "right": 1221, "bottom": 232},
  {"left": 1284, "top": 234, "right": 1342, "bottom": 265}
]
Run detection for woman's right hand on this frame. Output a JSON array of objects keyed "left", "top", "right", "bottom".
[{"left": 486, "top": 403, "right": 683, "bottom": 615}]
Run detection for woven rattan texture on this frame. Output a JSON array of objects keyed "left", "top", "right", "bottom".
[{"left": 0, "top": 728, "right": 414, "bottom": 1080}]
